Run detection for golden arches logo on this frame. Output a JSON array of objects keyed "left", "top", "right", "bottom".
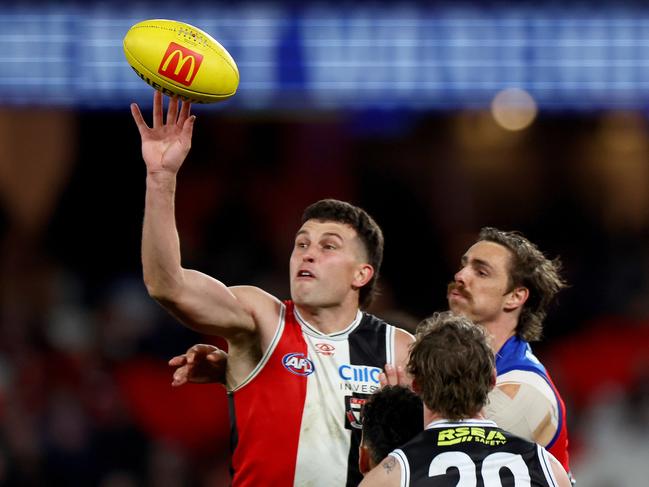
[
  {"left": 162, "top": 50, "right": 195, "bottom": 79},
  {"left": 158, "top": 42, "right": 204, "bottom": 86}
]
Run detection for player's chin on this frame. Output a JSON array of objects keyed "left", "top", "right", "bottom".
[
  {"left": 291, "top": 286, "right": 312, "bottom": 304},
  {"left": 447, "top": 298, "right": 468, "bottom": 314},
  {"left": 292, "top": 292, "right": 331, "bottom": 310}
]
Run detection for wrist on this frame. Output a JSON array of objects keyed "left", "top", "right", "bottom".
[{"left": 146, "top": 170, "right": 178, "bottom": 189}]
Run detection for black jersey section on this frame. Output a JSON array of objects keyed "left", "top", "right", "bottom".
[
  {"left": 399, "top": 425, "right": 555, "bottom": 486},
  {"left": 227, "top": 392, "right": 238, "bottom": 482},
  {"left": 345, "top": 312, "right": 390, "bottom": 487}
]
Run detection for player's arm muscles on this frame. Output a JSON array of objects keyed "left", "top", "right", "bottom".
[
  {"left": 141, "top": 175, "right": 277, "bottom": 338},
  {"left": 358, "top": 455, "right": 402, "bottom": 487}
]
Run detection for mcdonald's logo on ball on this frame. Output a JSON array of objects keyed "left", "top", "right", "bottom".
[{"left": 158, "top": 42, "right": 204, "bottom": 86}]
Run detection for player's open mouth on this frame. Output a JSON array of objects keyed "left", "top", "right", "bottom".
[{"left": 297, "top": 270, "right": 315, "bottom": 279}]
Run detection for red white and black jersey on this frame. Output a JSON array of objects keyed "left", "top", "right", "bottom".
[
  {"left": 391, "top": 419, "right": 562, "bottom": 486},
  {"left": 228, "top": 300, "right": 399, "bottom": 487}
]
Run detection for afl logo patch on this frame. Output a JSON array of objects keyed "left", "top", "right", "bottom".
[
  {"left": 315, "top": 343, "right": 335, "bottom": 356},
  {"left": 282, "top": 353, "right": 315, "bottom": 376}
]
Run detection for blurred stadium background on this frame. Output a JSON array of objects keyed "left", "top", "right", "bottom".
[{"left": 0, "top": 1, "right": 648, "bottom": 485}]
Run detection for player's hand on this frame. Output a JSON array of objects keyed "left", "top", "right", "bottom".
[
  {"left": 378, "top": 363, "right": 409, "bottom": 387},
  {"left": 130, "top": 90, "right": 195, "bottom": 175},
  {"left": 168, "top": 344, "right": 228, "bottom": 387}
]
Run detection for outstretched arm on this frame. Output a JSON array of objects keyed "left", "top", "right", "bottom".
[{"left": 131, "top": 92, "right": 272, "bottom": 339}]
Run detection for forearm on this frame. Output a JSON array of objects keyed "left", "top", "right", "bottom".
[
  {"left": 142, "top": 171, "right": 184, "bottom": 299},
  {"left": 142, "top": 175, "right": 264, "bottom": 336}
]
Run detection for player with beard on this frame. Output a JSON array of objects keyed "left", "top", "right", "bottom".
[
  {"left": 447, "top": 227, "right": 572, "bottom": 479},
  {"left": 130, "top": 92, "right": 413, "bottom": 487}
]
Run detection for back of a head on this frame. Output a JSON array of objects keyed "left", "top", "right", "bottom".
[
  {"left": 361, "top": 385, "right": 423, "bottom": 467},
  {"left": 408, "top": 312, "right": 495, "bottom": 421},
  {"left": 302, "top": 199, "right": 384, "bottom": 308}
]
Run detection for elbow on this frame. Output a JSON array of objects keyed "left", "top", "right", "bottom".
[{"left": 143, "top": 273, "right": 182, "bottom": 303}]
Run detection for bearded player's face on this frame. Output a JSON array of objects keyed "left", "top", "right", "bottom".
[{"left": 447, "top": 241, "right": 513, "bottom": 324}]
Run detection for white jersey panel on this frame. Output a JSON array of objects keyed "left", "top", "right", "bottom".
[{"left": 293, "top": 334, "right": 353, "bottom": 487}]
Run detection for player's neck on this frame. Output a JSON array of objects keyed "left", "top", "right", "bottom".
[
  {"left": 423, "top": 407, "right": 488, "bottom": 426},
  {"left": 295, "top": 301, "right": 361, "bottom": 335},
  {"left": 480, "top": 316, "right": 518, "bottom": 353}
]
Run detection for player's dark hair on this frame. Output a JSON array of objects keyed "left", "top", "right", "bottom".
[
  {"left": 408, "top": 312, "right": 494, "bottom": 420},
  {"left": 361, "top": 386, "right": 423, "bottom": 466},
  {"left": 302, "top": 199, "right": 384, "bottom": 308},
  {"left": 477, "top": 227, "right": 567, "bottom": 342}
]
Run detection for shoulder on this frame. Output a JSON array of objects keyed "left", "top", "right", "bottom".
[
  {"left": 495, "top": 369, "right": 558, "bottom": 409},
  {"left": 363, "top": 312, "right": 415, "bottom": 362},
  {"left": 358, "top": 453, "right": 403, "bottom": 487},
  {"left": 487, "top": 370, "right": 560, "bottom": 446},
  {"left": 229, "top": 286, "right": 284, "bottom": 336},
  {"left": 230, "top": 286, "right": 282, "bottom": 314},
  {"left": 361, "top": 313, "right": 415, "bottom": 341},
  {"left": 497, "top": 337, "right": 548, "bottom": 375},
  {"left": 394, "top": 327, "right": 415, "bottom": 362}
]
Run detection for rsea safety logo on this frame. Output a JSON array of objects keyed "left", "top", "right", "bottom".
[
  {"left": 282, "top": 353, "right": 315, "bottom": 376},
  {"left": 437, "top": 427, "right": 507, "bottom": 446},
  {"left": 158, "top": 42, "right": 204, "bottom": 86}
]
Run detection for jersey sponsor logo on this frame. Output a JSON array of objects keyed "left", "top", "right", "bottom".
[
  {"left": 437, "top": 427, "right": 507, "bottom": 446},
  {"left": 158, "top": 42, "right": 204, "bottom": 86},
  {"left": 314, "top": 342, "right": 335, "bottom": 356},
  {"left": 282, "top": 352, "right": 315, "bottom": 376},
  {"left": 344, "top": 395, "right": 367, "bottom": 430},
  {"left": 338, "top": 364, "right": 381, "bottom": 393},
  {"left": 338, "top": 364, "right": 381, "bottom": 383}
]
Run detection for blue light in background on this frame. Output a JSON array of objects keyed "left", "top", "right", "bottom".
[{"left": 1, "top": 3, "right": 648, "bottom": 110}]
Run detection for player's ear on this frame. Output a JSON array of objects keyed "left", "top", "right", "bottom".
[
  {"left": 503, "top": 286, "right": 528, "bottom": 311},
  {"left": 352, "top": 264, "right": 374, "bottom": 289},
  {"left": 411, "top": 378, "right": 421, "bottom": 395}
]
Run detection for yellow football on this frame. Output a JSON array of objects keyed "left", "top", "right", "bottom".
[{"left": 123, "top": 19, "right": 239, "bottom": 103}]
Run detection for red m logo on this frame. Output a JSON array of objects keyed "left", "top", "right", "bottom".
[{"left": 158, "top": 42, "right": 204, "bottom": 86}]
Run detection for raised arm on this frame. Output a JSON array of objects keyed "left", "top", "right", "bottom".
[{"left": 131, "top": 92, "right": 273, "bottom": 339}]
